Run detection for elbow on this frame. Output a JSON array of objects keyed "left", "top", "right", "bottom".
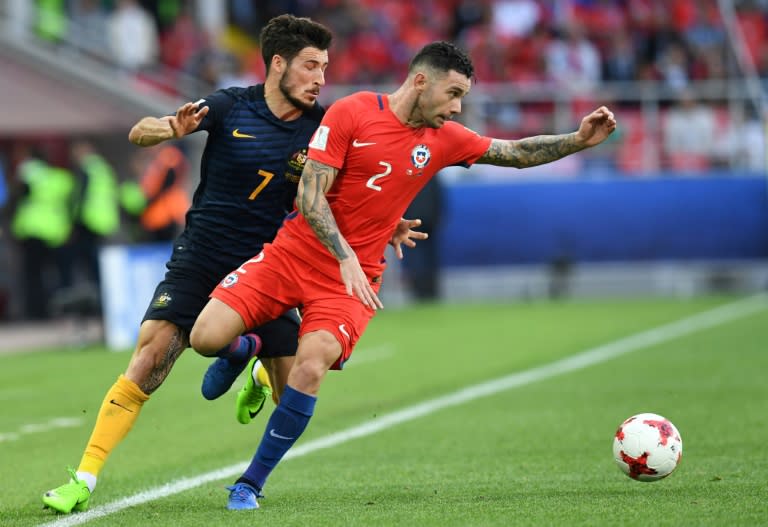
[{"left": 128, "top": 125, "right": 143, "bottom": 146}]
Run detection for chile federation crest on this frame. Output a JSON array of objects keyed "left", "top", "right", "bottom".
[{"left": 410, "top": 144, "right": 431, "bottom": 170}]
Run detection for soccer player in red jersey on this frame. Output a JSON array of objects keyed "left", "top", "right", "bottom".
[{"left": 190, "top": 41, "right": 616, "bottom": 510}]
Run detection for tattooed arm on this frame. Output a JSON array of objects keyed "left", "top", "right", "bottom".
[
  {"left": 297, "top": 158, "right": 383, "bottom": 309},
  {"left": 476, "top": 106, "right": 617, "bottom": 168},
  {"left": 297, "top": 158, "right": 349, "bottom": 260}
]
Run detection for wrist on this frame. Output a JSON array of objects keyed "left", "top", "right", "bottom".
[{"left": 570, "top": 132, "right": 587, "bottom": 150}]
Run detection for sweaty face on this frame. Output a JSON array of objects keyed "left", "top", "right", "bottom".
[
  {"left": 278, "top": 47, "right": 329, "bottom": 112},
  {"left": 418, "top": 70, "right": 471, "bottom": 129}
]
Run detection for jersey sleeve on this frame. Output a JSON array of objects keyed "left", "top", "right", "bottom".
[
  {"left": 441, "top": 122, "right": 492, "bottom": 168},
  {"left": 193, "top": 90, "right": 235, "bottom": 134},
  {"left": 307, "top": 96, "right": 357, "bottom": 169}
]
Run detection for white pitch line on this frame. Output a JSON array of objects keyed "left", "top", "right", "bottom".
[
  {"left": 343, "top": 344, "right": 395, "bottom": 367},
  {"left": 39, "top": 294, "right": 767, "bottom": 527},
  {"left": 0, "top": 417, "right": 83, "bottom": 443}
]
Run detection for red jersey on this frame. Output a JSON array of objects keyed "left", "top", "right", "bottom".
[{"left": 276, "top": 91, "right": 491, "bottom": 278}]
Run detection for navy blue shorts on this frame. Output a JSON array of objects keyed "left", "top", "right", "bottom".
[{"left": 142, "top": 239, "right": 298, "bottom": 358}]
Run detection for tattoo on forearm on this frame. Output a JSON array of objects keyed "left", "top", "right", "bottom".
[
  {"left": 299, "top": 160, "right": 348, "bottom": 260},
  {"left": 478, "top": 133, "right": 585, "bottom": 168},
  {"left": 140, "top": 329, "right": 187, "bottom": 394}
]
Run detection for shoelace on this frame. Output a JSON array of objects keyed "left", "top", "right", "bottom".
[
  {"left": 230, "top": 487, "right": 251, "bottom": 503},
  {"left": 65, "top": 467, "right": 86, "bottom": 488},
  {"left": 228, "top": 484, "right": 264, "bottom": 502}
]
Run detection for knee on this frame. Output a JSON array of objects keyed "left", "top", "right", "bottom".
[
  {"left": 289, "top": 331, "right": 341, "bottom": 392},
  {"left": 189, "top": 298, "right": 246, "bottom": 356},
  {"left": 126, "top": 321, "right": 188, "bottom": 386},
  {"left": 189, "top": 317, "right": 220, "bottom": 356},
  {"left": 127, "top": 342, "right": 162, "bottom": 382}
]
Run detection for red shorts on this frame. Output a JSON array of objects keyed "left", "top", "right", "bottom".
[{"left": 211, "top": 241, "right": 380, "bottom": 369}]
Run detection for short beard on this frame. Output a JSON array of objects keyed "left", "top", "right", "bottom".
[{"left": 279, "top": 72, "right": 315, "bottom": 112}]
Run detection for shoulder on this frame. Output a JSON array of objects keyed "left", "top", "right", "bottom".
[
  {"left": 328, "top": 91, "right": 380, "bottom": 113},
  {"left": 438, "top": 121, "right": 488, "bottom": 144},
  {"left": 202, "top": 85, "right": 262, "bottom": 108},
  {"left": 219, "top": 84, "right": 263, "bottom": 100},
  {"left": 196, "top": 85, "right": 265, "bottom": 131},
  {"left": 441, "top": 121, "right": 481, "bottom": 136}
]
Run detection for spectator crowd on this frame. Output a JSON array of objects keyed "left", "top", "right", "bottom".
[{"left": 6, "top": 0, "right": 767, "bottom": 92}]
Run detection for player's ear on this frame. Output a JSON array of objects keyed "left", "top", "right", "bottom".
[
  {"left": 413, "top": 72, "right": 428, "bottom": 92},
  {"left": 271, "top": 54, "right": 286, "bottom": 75}
]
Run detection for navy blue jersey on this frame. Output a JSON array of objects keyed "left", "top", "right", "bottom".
[{"left": 184, "top": 84, "right": 324, "bottom": 267}]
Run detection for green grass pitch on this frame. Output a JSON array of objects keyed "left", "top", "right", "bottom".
[{"left": 1, "top": 296, "right": 766, "bottom": 526}]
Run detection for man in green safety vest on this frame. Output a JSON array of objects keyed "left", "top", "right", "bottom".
[
  {"left": 11, "top": 147, "right": 75, "bottom": 320},
  {"left": 69, "top": 140, "right": 120, "bottom": 293}
]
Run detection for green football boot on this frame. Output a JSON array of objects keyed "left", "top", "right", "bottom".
[
  {"left": 42, "top": 468, "right": 91, "bottom": 513},
  {"left": 235, "top": 357, "right": 273, "bottom": 424}
]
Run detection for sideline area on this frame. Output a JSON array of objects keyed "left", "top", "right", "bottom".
[{"left": 0, "top": 317, "right": 103, "bottom": 354}]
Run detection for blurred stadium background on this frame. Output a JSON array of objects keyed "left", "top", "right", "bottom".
[{"left": 0, "top": 0, "right": 767, "bottom": 351}]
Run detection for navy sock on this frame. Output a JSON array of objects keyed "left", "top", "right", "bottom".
[
  {"left": 239, "top": 385, "right": 316, "bottom": 490},
  {"left": 216, "top": 335, "right": 253, "bottom": 363}
]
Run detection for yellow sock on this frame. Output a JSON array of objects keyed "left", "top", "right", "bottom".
[
  {"left": 255, "top": 361, "right": 272, "bottom": 389},
  {"left": 78, "top": 375, "right": 149, "bottom": 476},
  {"left": 255, "top": 361, "right": 279, "bottom": 405}
]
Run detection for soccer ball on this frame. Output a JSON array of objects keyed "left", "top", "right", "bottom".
[{"left": 613, "top": 413, "right": 683, "bottom": 481}]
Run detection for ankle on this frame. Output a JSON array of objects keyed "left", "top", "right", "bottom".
[{"left": 75, "top": 471, "right": 97, "bottom": 493}]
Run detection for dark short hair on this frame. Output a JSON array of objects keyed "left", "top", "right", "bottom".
[
  {"left": 260, "top": 14, "right": 332, "bottom": 71},
  {"left": 408, "top": 41, "right": 475, "bottom": 80}
]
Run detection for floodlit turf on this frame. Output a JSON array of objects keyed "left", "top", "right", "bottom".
[{"left": 1, "top": 297, "right": 766, "bottom": 526}]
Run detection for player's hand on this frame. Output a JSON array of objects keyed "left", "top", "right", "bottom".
[
  {"left": 339, "top": 254, "right": 383, "bottom": 310},
  {"left": 389, "top": 217, "right": 428, "bottom": 260},
  {"left": 166, "top": 100, "right": 209, "bottom": 138},
  {"left": 574, "top": 106, "right": 617, "bottom": 148}
]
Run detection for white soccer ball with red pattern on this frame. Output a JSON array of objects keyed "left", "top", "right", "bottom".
[{"left": 613, "top": 413, "right": 683, "bottom": 481}]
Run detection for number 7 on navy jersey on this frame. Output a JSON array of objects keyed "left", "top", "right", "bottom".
[{"left": 249, "top": 169, "right": 274, "bottom": 199}]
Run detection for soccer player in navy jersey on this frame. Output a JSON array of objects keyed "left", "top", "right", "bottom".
[
  {"left": 41, "top": 14, "right": 425, "bottom": 514},
  {"left": 191, "top": 41, "right": 616, "bottom": 510}
]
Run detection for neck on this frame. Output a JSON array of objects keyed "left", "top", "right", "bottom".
[
  {"left": 387, "top": 84, "right": 424, "bottom": 128},
  {"left": 263, "top": 81, "right": 303, "bottom": 121}
]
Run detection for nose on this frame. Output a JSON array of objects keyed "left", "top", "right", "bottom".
[
  {"left": 316, "top": 69, "right": 326, "bottom": 86},
  {"left": 452, "top": 99, "right": 462, "bottom": 115}
]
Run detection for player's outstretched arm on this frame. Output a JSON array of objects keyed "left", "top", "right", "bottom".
[
  {"left": 476, "top": 106, "right": 617, "bottom": 168},
  {"left": 128, "top": 101, "right": 209, "bottom": 147},
  {"left": 298, "top": 159, "right": 383, "bottom": 310}
]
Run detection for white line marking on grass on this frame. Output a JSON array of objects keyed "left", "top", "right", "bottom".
[
  {"left": 0, "top": 417, "right": 83, "bottom": 443},
  {"left": 39, "top": 294, "right": 767, "bottom": 527},
  {"left": 344, "top": 344, "right": 395, "bottom": 367}
]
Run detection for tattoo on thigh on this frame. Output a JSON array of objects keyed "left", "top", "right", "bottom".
[{"left": 140, "top": 329, "right": 188, "bottom": 394}]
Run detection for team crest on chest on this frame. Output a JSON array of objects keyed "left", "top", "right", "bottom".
[
  {"left": 285, "top": 148, "right": 308, "bottom": 183},
  {"left": 410, "top": 144, "right": 431, "bottom": 170}
]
